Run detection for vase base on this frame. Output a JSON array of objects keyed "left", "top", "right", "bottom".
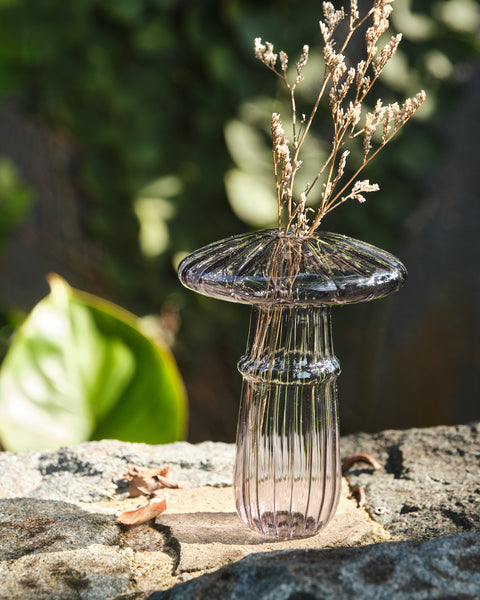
[{"left": 240, "top": 510, "right": 328, "bottom": 540}]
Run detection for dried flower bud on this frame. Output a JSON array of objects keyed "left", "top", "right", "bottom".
[
  {"left": 367, "top": 0, "right": 394, "bottom": 55},
  {"left": 356, "top": 60, "right": 366, "bottom": 82},
  {"left": 373, "top": 33, "right": 402, "bottom": 75},
  {"left": 319, "top": 20, "right": 331, "bottom": 42},
  {"left": 398, "top": 90, "right": 426, "bottom": 123},
  {"left": 254, "top": 38, "right": 278, "bottom": 69},
  {"left": 254, "top": 37, "right": 266, "bottom": 59},
  {"left": 271, "top": 113, "right": 286, "bottom": 147},
  {"left": 365, "top": 27, "right": 378, "bottom": 55},
  {"left": 277, "top": 142, "right": 290, "bottom": 161},
  {"left": 295, "top": 45, "right": 310, "bottom": 84},
  {"left": 363, "top": 111, "right": 376, "bottom": 157},
  {"left": 323, "top": 1, "right": 345, "bottom": 29},
  {"left": 350, "top": 0, "right": 359, "bottom": 20},
  {"left": 338, "top": 67, "right": 356, "bottom": 102},
  {"left": 338, "top": 150, "right": 350, "bottom": 177},
  {"left": 293, "top": 160, "right": 303, "bottom": 172},
  {"left": 346, "top": 101, "right": 361, "bottom": 128},
  {"left": 351, "top": 179, "right": 380, "bottom": 203},
  {"left": 263, "top": 42, "right": 278, "bottom": 68},
  {"left": 279, "top": 51, "right": 289, "bottom": 73},
  {"left": 322, "top": 181, "right": 333, "bottom": 201},
  {"left": 281, "top": 160, "right": 293, "bottom": 185},
  {"left": 329, "top": 86, "right": 337, "bottom": 108},
  {"left": 324, "top": 45, "right": 346, "bottom": 86},
  {"left": 362, "top": 75, "right": 371, "bottom": 96}
]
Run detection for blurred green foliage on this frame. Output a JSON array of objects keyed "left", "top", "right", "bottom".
[
  {"left": 0, "top": 157, "right": 34, "bottom": 251},
  {"left": 0, "top": 0, "right": 477, "bottom": 440},
  {"left": 0, "top": 156, "right": 34, "bottom": 364},
  {"left": 0, "top": 0, "right": 476, "bottom": 291},
  {"left": 0, "top": 275, "right": 187, "bottom": 451}
]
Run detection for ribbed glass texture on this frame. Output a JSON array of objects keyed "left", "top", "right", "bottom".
[
  {"left": 178, "top": 229, "right": 407, "bottom": 307},
  {"left": 234, "top": 304, "right": 341, "bottom": 539},
  {"left": 178, "top": 229, "right": 407, "bottom": 539}
]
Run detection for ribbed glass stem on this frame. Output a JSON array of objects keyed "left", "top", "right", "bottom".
[{"left": 234, "top": 304, "right": 341, "bottom": 539}]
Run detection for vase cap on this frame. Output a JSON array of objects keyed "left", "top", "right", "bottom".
[{"left": 178, "top": 229, "right": 407, "bottom": 306}]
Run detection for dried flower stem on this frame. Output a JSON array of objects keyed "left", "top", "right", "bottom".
[{"left": 254, "top": 0, "right": 426, "bottom": 236}]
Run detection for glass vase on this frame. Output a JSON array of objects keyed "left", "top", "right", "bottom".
[
  {"left": 178, "top": 229, "right": 406, "bottom": 539},
  {"left": 234, "top": 304, "right": 341, "bottom": 538}
]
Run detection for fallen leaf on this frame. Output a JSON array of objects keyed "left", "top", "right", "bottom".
[
  {"left": 116, "top": 495, "right": 167, "bottom": 525},
  {"left": 351, "top": 485, "right": 366, "bottom": 508},
  {"left": 342, "top": 453, "right": 381, "bottom": 473},
  {"left": 149, "top": 474, "right": 186, "bottom": 489},
  {"left": 125, "top": 464, "right": 172, "bottom": 480},
  {"left": 125, "top": 464, "right": 188, "bottom": 497}
]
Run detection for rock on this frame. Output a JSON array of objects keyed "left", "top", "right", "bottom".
[
  {"left": 341, "top": 422, "right": 480, "bottom": 540},
  {"left": 0, "top": 497, "right": 176, "bottom": 598},
  {"left": 0, "top": 439, "right": 236, "bottom": 599},
  {"left": 0, "top": 546, "right": 133, "bottom": 600},
  {"left": 150, "top": 532, "right": 480, "bottom": 600},
  {"left": 159, "top": 482, "right": 388, "bottom": 574},
  {"left": 0, "top": 439, "right": 235, "bottom": 502},
  {"left": 0, "top": 423, "right": 478, "bottom": 598},
  {"left": 0, "top": 498, "right": 120, "bottom": 560}
]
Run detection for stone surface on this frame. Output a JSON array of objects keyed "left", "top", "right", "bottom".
[
  {"left": 160, "top": 482, "right": 388, "bottom": 574},
  {"left": 0, "top": 546, "right": 134, "bottom": 600},
  {"left": 0, "top": 440, "right": 235, "bottom": 502},
  {"left": 0, "top": 498, "right": 120, "bottom": 560},
  {"left": 341, "top": 422, "right": 480, "bottom": 540},
  {"left": 0, "top": 423, "right": 478, "bottom": 598},
  {"left": 151, "top": 532, "right": 480, "bottom": 600}
]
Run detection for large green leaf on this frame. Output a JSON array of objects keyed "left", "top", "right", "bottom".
[{"left": 0, "top": 275, "right": 187, "bottom": 451}]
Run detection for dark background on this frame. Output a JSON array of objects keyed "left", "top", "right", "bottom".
[{"left": 0, "top": 0, "right": 478, "bottom": 442}]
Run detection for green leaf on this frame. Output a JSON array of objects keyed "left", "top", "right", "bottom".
[
  {"left": 0, "top": 157, "right": 35, "bottom": 248},
  {"left": 224, "top": 119, "right": 271, "bottom": 174},
  {"left": 224, "top": 168, "right": 278, "bottom": 228},
  {"left": 0, "top": 275, "right": 187, "bottom": 451}
]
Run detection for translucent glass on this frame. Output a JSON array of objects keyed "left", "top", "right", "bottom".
[
  {"left": 178, "top": 229, "right": 407, "bottom": 307},
  {"left": 234, "top": 304, "right": 341, "bottom": 538},
  {"left": 178, "top": 229, "right": 406, "bottom": 539}
]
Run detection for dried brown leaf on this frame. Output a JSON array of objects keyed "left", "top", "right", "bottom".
[
  {"left": 351, "top": 485, "right": 366, "bottom": 508},
  {"left": 124, "top": 464, "right": 188, "bottom": 497},
  {"left": 151, "top": 474, "right": 184, "bottom": 489},
  {"left": 342, "top": 453, "right": 381, "bottom": 473},
  {"left": 116, "top": 495, "right": 167, "bottom": 525},
  {"left": 125, "top": 464, "right": 172, "bottom": 480}
]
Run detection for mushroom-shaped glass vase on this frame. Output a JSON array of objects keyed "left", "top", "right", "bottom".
[{"left": 178, "top": 229, "right": 406, "bottom": 539}]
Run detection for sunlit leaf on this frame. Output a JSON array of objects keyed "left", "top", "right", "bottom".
[
  {"left": 116, "top": 496, "right": 167, "bottom": 525},
  {"left": 224, "top": 119, "right": 271, "bottom": 173},
  {"left": 435, "top": 0, "right": 480, "bottom": 33},
  {"left": 0, "top": 275, "right": 187, "bottom": 451},
  {"left": 224, "top": 169, "right": 278, "bottom": 228}
]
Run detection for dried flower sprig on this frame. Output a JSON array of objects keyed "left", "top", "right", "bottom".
[{"left": 254, "top": 0, "right": 426, "bottom": 236}]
